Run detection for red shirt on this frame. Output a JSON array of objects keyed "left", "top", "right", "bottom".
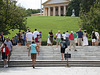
[
  {"left": 35, "top": 37, "right": 40, "bottom": 43},
  {"left": 69, "top": 34, "right": 74, "bottom": 40},
  {"left": 1, "top": 46, "right": 9, "bottom": 56}
]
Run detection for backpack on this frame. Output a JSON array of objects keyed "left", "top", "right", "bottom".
[{"left": 61, "top": 41, "right": 67, "bottom": 48}]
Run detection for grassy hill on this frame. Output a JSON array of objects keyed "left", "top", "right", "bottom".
[{"left": 5, "top": 16, "right": 80, "bottom": 41}]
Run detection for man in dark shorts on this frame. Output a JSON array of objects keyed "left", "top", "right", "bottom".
[
  {"left": 18, "top": 31, "right": 21, "bottom": 43},
  {"left": 60, "top": 38, "right": 66, "bottom": 60},
  {"left": 49, "top": 30, "right": 54, "bottom": 46}
]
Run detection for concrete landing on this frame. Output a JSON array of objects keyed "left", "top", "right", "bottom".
[{"left": 0, "top": 67, "right": 100, "bottom": 75}]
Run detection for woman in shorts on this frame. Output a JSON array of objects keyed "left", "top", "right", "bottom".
[
  {"left": 28, "top": 41, "right": 39, "bottom": 68},
  {"left": 60, "top": 38, "right": 66, "bottom": 60},
  {"left": 1, "top": 43, "right": 9, "bottom": 68}
]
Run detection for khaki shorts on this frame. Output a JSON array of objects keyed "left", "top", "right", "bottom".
[
  {"left": 27, "top": 41, "right": 32, "bottom": 43},
  {"left": 31, "top": 53, "right": 36, "bottom": 59},
  {"left": 36, "top": 43, "right": 40, "bottom": 47},
  {"left": 40, "top": 38, "right": 42, "bottom": 42},
  {"left": 74, "top": 38, "right": 78, "bottom": 43}
]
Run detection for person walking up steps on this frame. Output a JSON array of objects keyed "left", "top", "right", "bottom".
[
  {"left": 60, "top": 38, "right": 66, "bottom": 60},
  {"left": 26, "top": 31, "right": 32, "bottom": 48},
  {"left": 4, "top": 37, "right": 13, "bottom": 63},
  {"left": 1, "top": 43, "right": 9, "bottom": 68},
  {"left": 47, "top": 32, "right": 51, "bottom": 46},
  {"left": 35, "top": 34, "right": 40, "bottom": 51},
  {"left": 76, "top": 28, "right": 83, "bottom": 46},
  {"left": 69, "top": 31, "right": 77, "bottom": 51},
  {"left": 65, "top": 31, "right": 69, "bottom": 46},
  {"left": 73, "top": 31, "right": 78, "bottom": 46},
  {"left": 49, "top": 29, "right": 54, "bottom": 46},
  {"left": 62, "top": 32, "right": 66, "bottom": 41},
  {"left": 32, "top": 29, "right": 39, "bottom": 40},
  {"left": 28, "top": 41, "right": 39, "bottom": 68},
  {"left": 56, "top": 30, "right": 62, "bottom": 48},
  {"left": 39, "top": 31, "right": 42, "bottom": 46}
]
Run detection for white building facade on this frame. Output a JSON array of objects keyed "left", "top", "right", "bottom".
[{"left": 42, "top": 0, "right": 69, "bottom": 16}]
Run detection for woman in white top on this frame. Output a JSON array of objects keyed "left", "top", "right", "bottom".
[
  {"left": 83, "top": 30, "right": 88, "bottom": 46},
  {"left": 47, "top": 32, "right": 51, "bottom": 46}
]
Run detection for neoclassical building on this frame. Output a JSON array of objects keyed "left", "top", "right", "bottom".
[{"left": 42, "top": 0, "right": 69, "bottom": 16}]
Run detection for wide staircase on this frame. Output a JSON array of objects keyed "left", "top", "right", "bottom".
[{"left": 0, "top": 46, "right": 100, "bottom": 67}]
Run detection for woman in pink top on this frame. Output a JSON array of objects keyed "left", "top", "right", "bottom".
[{"left": 35, "top": 34, "right": 40, "bottom": 51}]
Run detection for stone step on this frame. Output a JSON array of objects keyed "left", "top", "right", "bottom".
[
  {"left": 8, "top": 46, "right": 100, "bottom": 61},
  {"left": 0, "top": 60, "right": 100, "bottom": 67}
]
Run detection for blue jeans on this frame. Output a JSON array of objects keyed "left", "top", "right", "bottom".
[
  {"left": 66, "top": 37, "right": 69, "bottom": 46},
  {"left": 23, "top": 39, "right": 26, "bottom": 46}
]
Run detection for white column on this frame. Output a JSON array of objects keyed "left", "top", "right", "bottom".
[
  {"left": 43, "top": 8, "right": 46, "bottom": 16},
  {"left": 48, "top": 7, "right": 50, "bottom": 16},
  {"left": 53, "top": 7, "right": 55, "bottom": 16},
  {"left": 64, "top": 6, "right": 66, "bottom": 16},
  {"left": 46, "top": 8, "right": 48, "bottom": 16},
  {"left": 58, "top": 6, "right": 61, "bottom": 16}
]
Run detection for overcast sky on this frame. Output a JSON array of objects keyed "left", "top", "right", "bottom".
[{"left": 17, "top": 0, "right": 48, "bottom": 9}]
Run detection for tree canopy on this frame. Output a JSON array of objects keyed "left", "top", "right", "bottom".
[
  {"left": 79, "top": 0, "right": 100, "bottom": 34},
  {"left": 0, "top": 0, "right": 27, "bottom": 34}
]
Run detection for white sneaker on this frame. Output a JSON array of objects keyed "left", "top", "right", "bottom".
[
  {"left": 5, "top": 65, "right": 8, "bottom": 68},
  {"left": 4, "top": 65, "right": 6, "bottom": 68}
]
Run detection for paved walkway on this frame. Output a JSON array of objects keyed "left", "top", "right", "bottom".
[{"left": 0, "top": 67, "right": 100, "bottom": 75}]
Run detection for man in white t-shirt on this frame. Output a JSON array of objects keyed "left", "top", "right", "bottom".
[
  {"left": 95, "top": 31, "right": 99, "bottom": 46},
  {"left": 56, "top": 30, "right": 62, "bottom": 48},
  {"left": 62, "top": 32, "right": 66, "bottom": 41},
  {"left": 26, "top": 31, "right": 32, "bottom": 47},
  {"left": 32, "top": 29, "right": 39, "bottom": 40}
]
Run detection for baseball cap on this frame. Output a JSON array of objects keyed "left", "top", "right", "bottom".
[{"left": 71, "top": 31, "right": 73, "bottom": 33}]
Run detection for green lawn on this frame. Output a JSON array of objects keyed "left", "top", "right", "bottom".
[{"left": 5, "top": 16, "right": 80, "bottom": 41}]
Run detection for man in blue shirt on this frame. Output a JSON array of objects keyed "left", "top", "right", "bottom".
[
  {"left": 76, "top": 28, "right": 83, "bottom": 46},
  {"left": 66, "top": 31, "right": 69, "bottom": 46}
]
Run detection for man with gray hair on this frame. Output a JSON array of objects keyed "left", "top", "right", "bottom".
[{"left": 4, "top": 37, "right": 13, "bottom": 62}]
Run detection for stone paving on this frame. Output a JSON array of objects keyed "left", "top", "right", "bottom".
[
  {"left": 0, "top": 67, "right": 100, "bottom": 75},
  {"left": 7, "top": 45, "right": 100, "bottom": 60}
]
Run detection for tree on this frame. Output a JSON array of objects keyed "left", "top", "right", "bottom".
[
  {"left": 26, "top": 9, "right": 40, "bottom": 16},
  {"left": 66, "top": 0, "right": 81, "bottom": 16},
  {"left": 0, "top": 0, "right": 27, "bottom": 34},
  {"left": 80, "top": 0, "right": 96, "bottom": 13},
  {"left": 79, "top": 0, "right": 100, "bottom": 34}
]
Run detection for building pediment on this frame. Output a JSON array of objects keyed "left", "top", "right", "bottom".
[{"left": 43, "top": 0, "right": 69, "bottom": 5}]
